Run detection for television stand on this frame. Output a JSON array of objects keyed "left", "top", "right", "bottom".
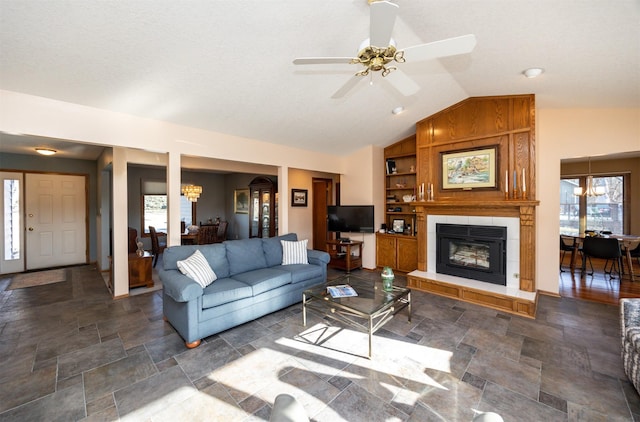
[{"left": 326, "top": 239, "right": 363, "bottom": 272}]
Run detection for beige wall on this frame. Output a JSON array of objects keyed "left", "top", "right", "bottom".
[
  {"left": 287, "top": 168, "right": 340, "bottom": 244},
  {"left": 339, "top": 145, "right": 385, "bottom": 269},
  {"left": 3, "top": 90, "right": 639, "bottom": 297},
  {"left": 537, "top": 108, "right": 640, "bottom": 295}
]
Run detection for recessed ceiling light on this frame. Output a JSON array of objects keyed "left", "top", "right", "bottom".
[
  {"left": 391, "top": 106, "right": 405, "bottom": 115},
  {"left": 523, "top": 68, "right": 544, "bottom": 78},
  {"left": 35, "top": 148, "right": 57, "bottom": 156}
]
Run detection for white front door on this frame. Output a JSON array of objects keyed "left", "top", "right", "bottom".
[
  {"left": 25, "top": 173, "right": 87, "bottom": 270},
  {"left": 0, "top": 171, "right": 24, "bottom": 274}
]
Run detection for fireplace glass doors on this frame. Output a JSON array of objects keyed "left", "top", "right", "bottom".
[{"left": 436, "top": 223, "right": 507, "bottom": 285}]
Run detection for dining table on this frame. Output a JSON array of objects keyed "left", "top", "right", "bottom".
[{"left": 565, "top": 233, "right": 640, "bottom": 281}]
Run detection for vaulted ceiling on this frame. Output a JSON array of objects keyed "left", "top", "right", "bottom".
[{"left": 1, "top": 1, "right": 638, "bottom": 158}]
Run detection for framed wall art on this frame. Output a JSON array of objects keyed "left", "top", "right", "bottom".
[
  {"left": 392, "top": 219, "right": 405, "bottom": 233},
  {"left": 441, "top": 147, "right": 497, "bottom": 190},
  {"left": 234, "top": 189, "right": 249, "bottom": 214},
  {"left": 291, "top": 189, "right": 308, "bottom": 207}
]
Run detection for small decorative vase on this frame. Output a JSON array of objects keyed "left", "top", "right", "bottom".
[
  {"left": 381, "top": 266, "right": 394, "bottom": 292},
  {"left": 136, "top": 241, "right": 144, "bottom": 257}
]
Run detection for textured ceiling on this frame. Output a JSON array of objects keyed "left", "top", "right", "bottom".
[{"left": 1, "top": 0, "right": 638, "bottom": 158}]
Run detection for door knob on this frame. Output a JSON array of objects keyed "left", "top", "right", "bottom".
[{"left": 28, "top": 227, "right": 34, "bottom": 231}]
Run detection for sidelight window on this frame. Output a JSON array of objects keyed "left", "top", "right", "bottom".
[{"left": 3, "top": 179, "right": 20, "bottom": 260}]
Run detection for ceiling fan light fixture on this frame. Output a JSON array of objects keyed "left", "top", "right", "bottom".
[
  {"left": 523, "top": 67, "right": 544, "bottom": 78},
  {"left": 35, "top": 147, "right": 57, "bottom": 156}
]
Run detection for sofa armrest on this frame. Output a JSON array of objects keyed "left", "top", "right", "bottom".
[
  {"left": 621, "top": 299, "right": 640, "bottom": 347},
  {"left": 160, "top": 270, "right": 204, "bottom": 302},
  {"left": 307, "top": 249, "right": 330, "bottom": 266}
]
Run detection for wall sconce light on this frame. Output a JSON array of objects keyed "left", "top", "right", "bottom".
[
  {"left": 181, "top": 184, "right": 203, "bottom": 202},
  {"left": 35, "top": 147, "right": 57, "bottom": 156}
]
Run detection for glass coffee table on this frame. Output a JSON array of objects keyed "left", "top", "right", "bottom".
[{"left": 302, "top": 274, "right": 411, "bottom": 358}]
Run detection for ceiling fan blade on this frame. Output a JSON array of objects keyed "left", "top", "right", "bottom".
[
  {"left": 370, "top": 1, "right": 399, "bottom": 48},
  {"left": 385, "top": 69, "right": 420, "bottom": 96},
  {"left": 293, "top": 57, "right": 354, "bottom": 65},
  {"left": 401, "top": 34, "right": 477, "bottom": 62},
  {"left": 331, "top": 76, "right": 364, "bottom": 99}
]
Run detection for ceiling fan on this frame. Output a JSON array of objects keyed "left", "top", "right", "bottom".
[{"left": 292, "top": 0, "right": 476, "bottom": 98}]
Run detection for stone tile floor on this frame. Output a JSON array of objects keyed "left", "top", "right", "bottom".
[{"left": 0, "top": 264, "right": 638, "bottom": 421}]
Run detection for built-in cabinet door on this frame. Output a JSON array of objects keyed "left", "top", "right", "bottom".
[
  {"left": 397, "top": 237, "right": 418, "bottom": 272},
  {"left": 376, "top": 234, "right": 396, "bottom": 268}
]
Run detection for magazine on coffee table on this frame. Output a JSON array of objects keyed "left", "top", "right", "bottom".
[{"left": 327, "top": 284, "right": 358, "bottom": 298}]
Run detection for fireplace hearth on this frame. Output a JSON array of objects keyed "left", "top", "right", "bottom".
[{"left": 436, "top": 223, "right": 507, "bottom": 285}]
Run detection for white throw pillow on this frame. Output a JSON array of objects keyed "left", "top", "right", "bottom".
[
  {"left": 281, "top": 239, "right": 309, "bottom": 265},
  {"left": 177, "top": 249, "right": 217, "bottom": 288}
]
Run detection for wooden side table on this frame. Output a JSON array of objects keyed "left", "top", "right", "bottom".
[
  {"left": 128, "top": 252, "right": 154, "bottom": 288},
  {"left": 326, "top": 239, "right": 364, "bottom": 272}
]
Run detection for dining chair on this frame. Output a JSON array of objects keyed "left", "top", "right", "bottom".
[
  {"left": 581, "top": 236, "right": 622, "bottom": 278},
  {"left": 148, "top": 226, "right": 167, "bottom": 268},
  {"left": 560, "top": 235, "right": 577, "bottom": 272},
  {"left": 128, "top": 227, "right": 138, "bottom": 254},
  {"left": 629, "top": 242, "right": 640, "bottom": 271},
  {"left": 198, "top": 225, "right": 217, "bottom": 244},
  {"left": 216, "top": 221, "right": 228, "bottom": 243}
]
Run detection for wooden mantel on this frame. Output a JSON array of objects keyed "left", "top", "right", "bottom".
[
  {"left": 413, "top": 199, "right": 539, "bottom": 292},
  {"left": 406, "top": 95, "right": 539, "bottom": 318}
]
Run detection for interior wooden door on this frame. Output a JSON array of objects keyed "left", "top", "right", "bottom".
[
  {"left": 312, "top": 178, "right": 332, "bottom": 251},
  {"left": 25, "top": 173, "right": 87, "bottom": 270}
]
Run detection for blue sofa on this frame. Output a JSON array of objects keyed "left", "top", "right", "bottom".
[{"left": 160, "top": 233, "right": 330, "bottom": 348}]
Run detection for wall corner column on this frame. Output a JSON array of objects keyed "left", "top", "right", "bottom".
[
  {"left": 167, "top": 151, "right": 182, "bottom": 247},
  {"left": 112, "top": 147, "right": 128, "bottom": 298}
]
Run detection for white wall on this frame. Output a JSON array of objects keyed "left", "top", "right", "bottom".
[
  {"left": 537, "top": 108, "right": 640, "bottom": 294},
  {"left": 0, "top": 90, "right": 345, "bottom": 174},
  {"left": 0, "top": 90, "right": 352, "bottom": 295}
]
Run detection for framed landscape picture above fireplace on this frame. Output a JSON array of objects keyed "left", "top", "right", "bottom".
[{"left": 441, "top": 147, "right": 497, "bottom": 190}]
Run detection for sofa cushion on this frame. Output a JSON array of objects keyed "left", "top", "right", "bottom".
[
  {"left": 231, "top": 268, "right": 291, "bottom": 296},
  {"left": 177, "top": 250, "right": 217, "bottom": 288},
  {"left": 273, "top": 263, "right": 323, "bottom": 283},
  {"left": 262, "top": 233, "right": 298, "bottom": 267},
  {"left": 201, "top": 278, "right": 253, "bottom": 309},
  {"left": 226, "top": 238, "right": 267, "bottom": 275},
  {"left": 281, "top": 239, "right": 308, "bottom": 265},
  {"left": 163, "top": 243, "right": 229, "bottom": 278},
  {"left": 198, "top": 244, "right": 230, "bottom": 278},
  {"left": 163, "top": 245, "right": 200, "bottom": 271}
]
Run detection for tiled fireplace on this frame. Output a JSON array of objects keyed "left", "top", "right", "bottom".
[
  {"left": 435, "top": 221, "right": 509, "bottom": 286},
  {"left": 408, "top": 200, "right": 538, "bottom": 318}
]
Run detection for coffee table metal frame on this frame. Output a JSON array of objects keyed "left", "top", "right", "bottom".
[{"left": 302, "top": 275, "right": 411, "bottom": 358}]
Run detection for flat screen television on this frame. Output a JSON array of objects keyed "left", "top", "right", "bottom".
[{"left": 327, "top": 205, "right": 374, "bottom": 233}]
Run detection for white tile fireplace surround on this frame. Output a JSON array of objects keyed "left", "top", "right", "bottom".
[{"left": 409, "top": 215, "right": 536, "bottom": 302}]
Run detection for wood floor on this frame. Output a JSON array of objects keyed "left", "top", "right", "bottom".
[{"left": 559, "top": 255, "right": 640, "bottom": 305}]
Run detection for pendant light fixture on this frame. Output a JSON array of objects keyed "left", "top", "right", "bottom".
[
  {"left": 181, "top": 184, "right": 203, "bottom": 202},
  {"left": 573, "top": 157, "right": 605, "bottom": 197}
]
